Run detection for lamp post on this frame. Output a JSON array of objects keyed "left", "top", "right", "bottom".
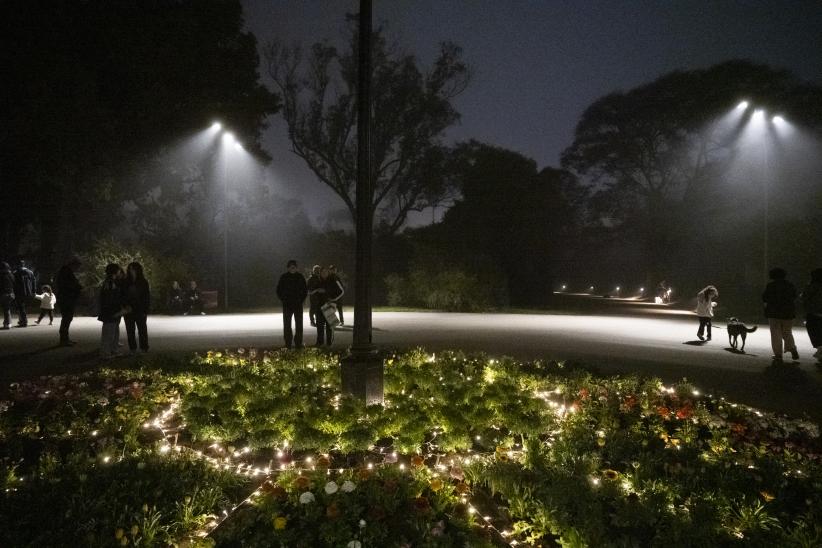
[{"left": 212, "top": 122, "right": 243, "bottom": 311}]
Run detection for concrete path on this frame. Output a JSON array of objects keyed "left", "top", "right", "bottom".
[{"left": 1, "top": 309, "right": 820, "bottom": 422}]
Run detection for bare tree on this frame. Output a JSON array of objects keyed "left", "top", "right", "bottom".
[{"left": 265, "top": 18, "right": 469, "bottom": 233}]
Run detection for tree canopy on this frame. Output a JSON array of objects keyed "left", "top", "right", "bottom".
[{"left": 264, "top": 16, "right": 470, "bottom": 234}]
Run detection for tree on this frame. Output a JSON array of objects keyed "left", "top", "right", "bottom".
[
  {"left": 1, "top": 0, "right": 278, "bottom": 265},
  {"left": 560, "top": 60, "right": 818, "bottom": 279},
  {"left": 264, "top": 16, "right": 469, "bottom": 234}
]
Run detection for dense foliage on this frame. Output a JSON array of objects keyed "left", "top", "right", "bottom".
[{"left": 1, "top": 349, "right": 820, "bottom": 546}]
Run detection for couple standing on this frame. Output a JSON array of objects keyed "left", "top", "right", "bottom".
[{"left": 276, "top": 260, "right": 344, "bottom": 349}]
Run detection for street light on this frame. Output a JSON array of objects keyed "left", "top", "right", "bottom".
[{"left": 214, "top": 124, "right": 243, "bottom": 310}]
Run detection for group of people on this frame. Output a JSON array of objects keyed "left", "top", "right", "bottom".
[
  {"left": 277, "top": 261, "right": 345, "bottom": 349},
  {"left": 694, "top": 267, "right": 822, "bottom": 365},
  {"left": 166, "top": 280, "right": 207, "bottom": 316},
  {"left": 1, "top": 260, "right": 39, "bottom": 329},
  {"left": 96, "top": 261, "right": 151, "bottom": 358}
]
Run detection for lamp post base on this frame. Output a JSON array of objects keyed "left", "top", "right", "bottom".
[{"left": 341, "top": 346, "right": 384, "bottom": 405}]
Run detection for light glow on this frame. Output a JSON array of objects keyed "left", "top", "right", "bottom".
[{"left": 736, "top": 100, "right": 749, "bottom": 110}]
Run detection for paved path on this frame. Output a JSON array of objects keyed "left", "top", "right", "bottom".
[{"left": 1, "top": 310, "right": 820, "bottom": 422}]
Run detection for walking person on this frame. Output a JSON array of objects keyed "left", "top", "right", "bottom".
[
  {"left": 801, "top": 268, "right": 822, "bottom": 365},
  {"left": 55, "top": 257, "right": 83, "bottom": 346},
  {"left": 13, "top": 260, "right": 36, "bottom": 327},
  {"left": 0, "top": 262, "right": 14, "bottom": 330},
  {"left": 763, "top": 267, "right": 799, "bottom": 364},
  {"left": 329, "top": 265, "right": 346, "bottom": 325},
  {"left": 695, "top": 285, "right": 718, "bottom": 341},
  {"left": 98, "top": 263, "right": 124, "bottom": 359},
  {"left": 34, "top": 285, "right": 57, "bottom": 325},
  {"left": 276, "top": 259, "right": 307, "bottom": 349},
  {"left": 123, "top": 262, "right": 151, "bottom": 354},
  {"left": 314, "top": 266, "right": 343, "bottom": 347},
  {"left": 307, "top": 265, "right": 321, "bottom": 327}
]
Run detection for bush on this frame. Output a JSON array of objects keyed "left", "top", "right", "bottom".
[{"left": 385, "top": 268, "right": 496, "bottom": 311}]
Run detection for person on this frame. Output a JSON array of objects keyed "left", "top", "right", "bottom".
[
  {"left": 34, "top": 285, "right": 57, "bottom": 325},
  {"left": 0, "top": 262, "right": 14, "bottom": 330},
  {"left": 184, "top": 281, "right": 204, "bottom": 315},
  {"left": 98, "top": 263, "right": 124, "bottom": 359},
  {"left": 329, "top": 265, "right": 346, "bottom": 325},
  {"left": 124, "top": 261, "right": 151, "bottom": 354},
  {"left": 276, "top": 259, "right": 307, "bottom": 349},
  {"left": 801, "top": 268, "right": 822, "bottom": 364},
  {"left": 167, "top": 281, "right": 184, "bottom": 315},
  {"left": 695, "top": 285, "right": 718, "bottom": 341},
  {"left": 762, "top": 267, "right": 798, "bottom": 364},
  {"left": 55, "top": 257, "right": 83, "bottom": 346},
  {"left": 307, "top": 265, "right": 322, "bottom": 327},
  {"left": 314, "top": 266, "right": 343, "bottom": 347},
  {"left": 13, "top": 260, "right": 36, "bottom": 327}
]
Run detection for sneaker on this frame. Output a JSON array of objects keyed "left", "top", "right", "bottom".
[
  {"left": 706, "top": 336, "right": 711, "bottom": 341},
  {"left": 697, "top": 335, "right": 704, "bottom": 341},
  {"left": 34, "top": 320, "right": 40, "bottom": 325},
  {"left": 789, "top": 348, "right": 799, "bottom": 360}
]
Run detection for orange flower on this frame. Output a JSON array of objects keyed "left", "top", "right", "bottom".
[
  {"left": 357, "top": 467, "right": 372, "bottom": 481},
  {"left": 294, "top": 476, "right": 311, "bottom": 491},
  {"left": 411, "top": 455, "right": 425, "bottom": 467},
  {"left": 676, "top": 404, "right": 693, "bottom": 420},
  {"left": 657, "top": 406, "right": 670, "bottom": 418},
  {"left": 760, "top": 491, "right": 775, "bottom": 502},
  {"left": 578, "top": 388, "right": 590, "bottom": 399},
  {"left": 316, "top": 455, "right": 331, "bottom": 469}
]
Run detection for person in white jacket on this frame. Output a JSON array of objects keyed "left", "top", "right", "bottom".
[
  {"left": 34, "top": 284, "right": 57, "bottom": 325},
  {"left": 695, "top": 285, "right": 718, "bottom": 341}
]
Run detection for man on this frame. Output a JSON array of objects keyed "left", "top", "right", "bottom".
[
  {"left": 763, "top": 267, "right": 798, "bottom": 364},
  {"left": 184, "top": 281, "right": 204, "bottom": 315},
  {"left": 276, "top": 259, "right": 307, "bottom": 349},
  {"left": 306, "top": 264, "right": 322, "bottom": 327},
  {"left": 55, "top": 257, "right": 83, "bottom": 346},
  {"left": 1, "top": 262, "right": 15, "bottom": 330},
  {"left": 13, "top": 259, "right": 36, "bottom": 327}
]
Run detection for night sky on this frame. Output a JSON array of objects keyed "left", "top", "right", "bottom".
[{"left": 241, "top": 0, "right": 822, "bottom": 226}]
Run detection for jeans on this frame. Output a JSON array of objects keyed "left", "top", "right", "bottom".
[
  {"left": 59, "top": 301, "right": 76, "bottom": 343},
  {"left": 1, "top": 294, "right": 12, "bottom": 327},
  {"left": 15, "top": 298, "right": 28, "bottom": 325},
  {"left": 697, "top": 317, "right": 712, "bottom": 339},
  {"left": 282, "top": 304, "right": 303, "bottom": 348},
  {"left": 124, "top": 313, "right": 149, "bottom": 352},
  {"left": 768, "top": 318, "right": 796, "bottom": 357}
]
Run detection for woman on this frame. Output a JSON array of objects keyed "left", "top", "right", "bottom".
[
  {"left": 124, "top": 261, "right": 151, "bottom": 354},
  {"left": 695, "top": 285, "right": 718, "bottom": 341},
  {"left": 314, "top": 266, "right": 342, "bottom": 347},
  {"left": 763, "top": 268, "right": 798, "bottom": 364},
  {"left": 801, "top": 268, "right": 822, "bottom": 364}
]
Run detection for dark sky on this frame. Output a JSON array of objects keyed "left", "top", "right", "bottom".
[{"left": 241, "top": 0, "right": 822, "bottom": 226}]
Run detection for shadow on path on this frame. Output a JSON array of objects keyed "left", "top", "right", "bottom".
[
  {"left": 723, "top": 347, "right": 759, "bottom": 357},
  {"left": 683, "top": 340, "right": 708, "bottom": 346}
]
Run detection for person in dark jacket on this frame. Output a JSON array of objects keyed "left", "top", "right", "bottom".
[
  {"left": 801, "top": 268, "right": 822, "bottom": 364},
  {"left": 314, "top": 266, "right": 343, "bottom": 347},
  {"left": 167, "top": 281, "right": 184, "bottom": 315},
  {"left": 13, "top": 260, "right": 36, "bottom": 327},
  {"left": 276, "top": 259, "right": 308, "bottom": 349},
  {"left": 763, "top": 267, "right": 799, "bottom": 363},
  {"left": 98, "top": 263, "right": 124, "bottom": 359},
  {"left": 306, "top": 265, "right": 321, "bottom": 327},
  {"left": 1, "top": 262, "right": 15, "bottom": 330},
  {"left": 185, "top": 281, "right": 204, "bottom": 315},
  {"left": 124, "top": 261, "right": 151, "bottom": 354},
  {"left": 55, "top": 257, "right": 83, "bottom": 346}
]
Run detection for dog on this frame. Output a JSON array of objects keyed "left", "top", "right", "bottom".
[{"left": 727, "top": 317, "right": 757, "bottom": 352}]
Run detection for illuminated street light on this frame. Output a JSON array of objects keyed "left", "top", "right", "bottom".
[
  {"left": 211, "top": 123, "right": 244, "bottom": 310},
  {"left": 736, "top": 100, "right": 749, "bottom": 110},
  {"left": 772, "top": 115, "right": 785, "bottom": 124},
  {"left": 211, "top": 121, "right": 222, "bottom": 131}
]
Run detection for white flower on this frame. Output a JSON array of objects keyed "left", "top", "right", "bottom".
[
  {"left": 347, "top": 542, "right": 362, "bottom": 548},
  {"left": 324, "top": 481, "right": 339, "bottom": 495},
  {"left": 341, "top": 480, "right": 356, "bottom": 493},
  {"left": 359, "top": 519, "right": 366, "bottom": 529},
  {"left": 299, "top": 492, "right": 316, "bottom": 504}
]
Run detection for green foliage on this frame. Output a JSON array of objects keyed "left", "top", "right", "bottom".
[{"left": 384, "top": 268, "right": 497, "bottom": 311}]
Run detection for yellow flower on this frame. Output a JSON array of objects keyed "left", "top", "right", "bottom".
[
  {"left": 273, "top": 516, "right": 287, "bottom": 530},
  {"left": 430, "top": 478, "right": 443, "bottom": 492},
  {"left": 115, "top": 528, "right": 124, "bottom": 540},
  {"left": 760, "top": 491, "right": 775, "bottom": 502},
  {"left": 131, "top": 525, "right": 139, "bottom": 536}
]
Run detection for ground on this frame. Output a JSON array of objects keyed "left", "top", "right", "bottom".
[{"left": 2, "top": 296, "right": 820, "bottom": 423}]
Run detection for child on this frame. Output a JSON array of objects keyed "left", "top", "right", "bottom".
[
  {"left": 34, "top": 285, "right": 57, "bottom": 325},
  {"left": 695, "top": 285, "right": 718, "bottom": 341}
]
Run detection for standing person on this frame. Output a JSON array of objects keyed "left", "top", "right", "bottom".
[
  {"left": 695, "top": 285, "right": 718, "bottom": 341},
  {"left": 315, "top": 266, "right": 343, "bottom": 347},
  {"left": 123, "top": 262, "right": 151, "bottom": 354},
  {"left": 276, "top": 259, "right": 307, "bottom": 349},
  {"left": 55, "top": 257, "right": 83, "bottom": 346},
  {"left": 763, "top": 267, "right": 799, "bottom": 364},
  {"left": 306, "top": 265, "right": 322, "bottom": 327},
  {"left": 185, "top": 281, "right": 204, "bottom": 315},
  {"left": 13, "top": 260, "right": 36, "bottom": 327},
  {"left": 801, "top": 268, "right": 822, "bottom": 364},
  {"left": 0, "top": 262, "right": 14, "bottom": 330},
  {"left": 167, "top": 281, "right": 184, "bottom": 315},
  {"left": 328, "top": 265, "right": 346, "bottom": 325},
  {"left": 98, "top": 263, "right": 124, "bottom": 359},
  {"left": 34, "top": 285, "right": 57, "bottom": 325}
]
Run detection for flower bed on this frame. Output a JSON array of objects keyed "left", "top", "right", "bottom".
[{"left": 1, "top": 349, "right": 821, "bottom": 546}]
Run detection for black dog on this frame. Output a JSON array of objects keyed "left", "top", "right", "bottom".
[{"left": 727, "top": 317, "right": 757, "bottom": 352}]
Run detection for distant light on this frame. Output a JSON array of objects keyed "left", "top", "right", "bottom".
[
  {"left": 772, "top": 115, "right": 785, "bottom": 124},
  {"left": 616, "top": 286, "right": 621, "bottom": 291},
  {"left": 736, "top": 101, "right": 749, "bottom": 110},
  {"left": 222, "top": 132, "right": 235, "bottom": 144},
  {"left": 234, "top": 143, "right": 243, "bottom": 151},
  {"left": 561, "top": 285, "right": 566, "bottom": 290},
  {"left": 640, "top": 287, "right": 645, "bottom": 292},
  {"left": 211, "top": 121, "right": 222, "bottom": 131},
  {"left": 589, "top": 286, "right": 594, "bottom": 290},
  {"left": 752, "top": 109, "right": 765, "bottom": 119}
]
